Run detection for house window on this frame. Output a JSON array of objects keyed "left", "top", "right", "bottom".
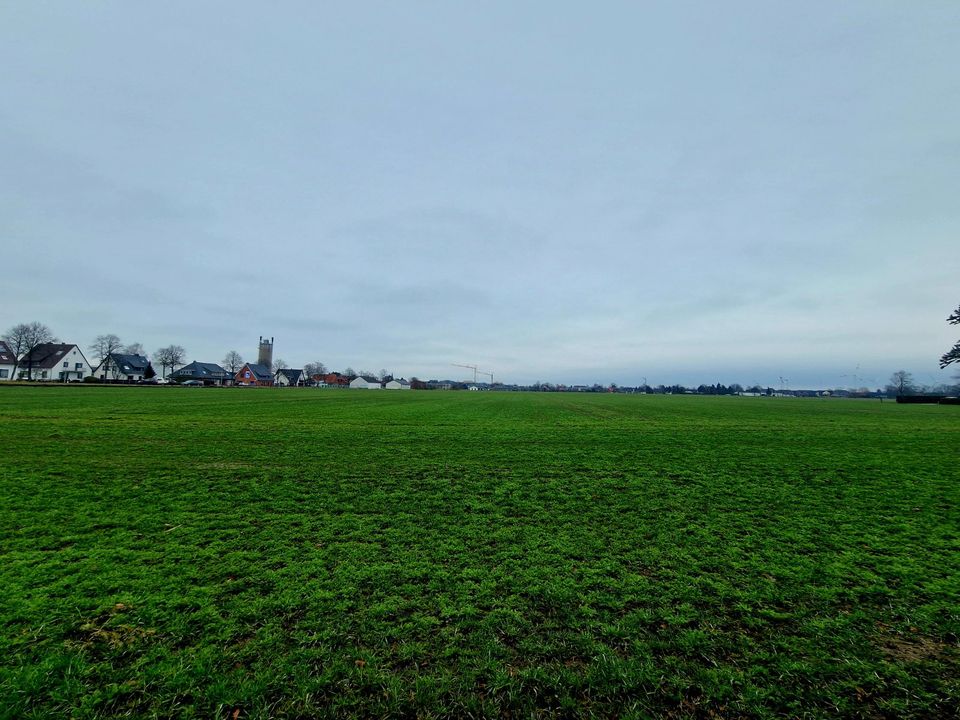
[
  {"left": 41, "top": 371, "right": 48, "bottom": 379},
  {"left": 0, "top": 370, "right": 7, "bottom": 378},
  {"left": 63, "top": 361, "right": 69, "bottom": 367},
  {"left": 75, "top": 363, "right": 82, "bottom": 370}
]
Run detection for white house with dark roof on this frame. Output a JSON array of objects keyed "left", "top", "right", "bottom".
[
  {"left": 384, "top": 378, "right": 411, "bottom": 390},
  {"left": 0, "top": 341, "right": 16, "bottom": 381},
  {"left": 17, "top": 343, "right": 93, "bottom": 381},
  {"left": 95, "top": 353, "right": 153, "bottom": 382},
  {"left": 276, "top": 368, "right": 305, "bottom": 387}
]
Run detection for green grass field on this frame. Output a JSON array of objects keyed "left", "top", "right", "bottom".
[{"left": 1, "top": 387, "right": 957, "bottom": 719}]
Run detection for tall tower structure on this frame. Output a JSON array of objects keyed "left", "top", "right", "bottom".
[{"left": 258, "top": 336, "right": 274, "bottom": 368}]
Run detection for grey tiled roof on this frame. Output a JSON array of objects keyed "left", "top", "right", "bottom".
[
  {"left": 107, "top": 353, "right": 150, "bottom": 373},
  {"left": 171, "top": 361, "right": 230, "bottom": 378},
  {"left": 244, "top": 363, "right": 273, "bottom": 380}
]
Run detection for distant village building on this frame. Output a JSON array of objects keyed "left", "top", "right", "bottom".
[
  {"left": 384, "top": 379, "right": 411, "bottom": 390},
  {"left": 95, "top": 353, "right": 153, "bottom": 382},
  {"left": 236, "top": 362, "right": 274, "bottom": 386},
  {"left": 276, "top": 368, "right": 305, "bottom": 387},
  {"left": 170, "top": 361, "right": 232, "bottom": 386},
  {"left": 350, "top": 376, "right": 382, "bottom": 390},
  {"left": 0, "top": 341, "right": 16, "bottom": 380},
  {"left": 17, "top": 343, "right": 92, "bottom": 381}
]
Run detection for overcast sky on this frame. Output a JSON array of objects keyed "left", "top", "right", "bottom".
[{"left": 2, "top": 2, "right": 958, "bottom": 388}]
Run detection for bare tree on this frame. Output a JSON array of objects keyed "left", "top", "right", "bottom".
[
  {"left": 3, "top": 321, "right": 56, "bottom": 380},
  {"left": 222, "top": 350, "right": 244, "bottom": 374},
  {"left": 90, "top": 334, "right": 123, "bottom": 377},
  {"left": 155, "top": 345, "right": 186, "bottom": 378},
  {"left": 304, "top": 361, "right": 327, "bottom": 378},
  {"left": 378, "top": 368, "right": 391, "bottom": 381},
  {"left": 272, "top": 358, "right": 287, "bottom": 373},
  {"left": 940, "top": 304, "right": 960, "bottom": 369},
  {"left": 124, "top": 342, "right": 145, "bottom": 356},
  {"left": 343, "top": 367, "right": 356, "bottom": 378},
  {"left": 887, "top": 370, "right": 915, "bottom": 397}
]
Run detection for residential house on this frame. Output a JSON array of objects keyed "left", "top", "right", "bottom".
[
  {"left": 17, "top": 343, "right": 93, "bottom": 381},
  {"left": 235, "top": 362, "right": 274, "bottom": 386},
  {"left": 303, "top": 371, "right": 326, "bottom": 387},
  {"left": 170, "top": 361, "right": 232, "bottom": 386},
  {"left": 322, "top": 372, "right": 350, "bottom": 386},
  {"left": 349, "top": 375, "right": 382, "bottom": 389},
  {"left": 0, "top": 341, "right": 15, "bottom": 381},
  {"left": 95, "top": 353, "right": 153, "bottom": 382},
  {"left": 276, "top": 368, "right": 305, "bottom": 387},
  {"left": 384, "top": 378, "right": 411, "bottom": 390}
]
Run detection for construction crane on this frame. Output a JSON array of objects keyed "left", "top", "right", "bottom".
[
  {"left": 452, "top": 363, "right": 479, "bottom": 383},
  {"left": 452, "top": 364, "right": 494, "bottom": 385}
]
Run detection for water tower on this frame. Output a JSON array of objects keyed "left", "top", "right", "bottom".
[{"left": 258, "top": 336, "right": 274, "bottom": 368}]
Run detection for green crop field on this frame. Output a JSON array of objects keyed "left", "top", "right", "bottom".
[{"left": 1, "top": 387, "right": 957, "bottom": 719}]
